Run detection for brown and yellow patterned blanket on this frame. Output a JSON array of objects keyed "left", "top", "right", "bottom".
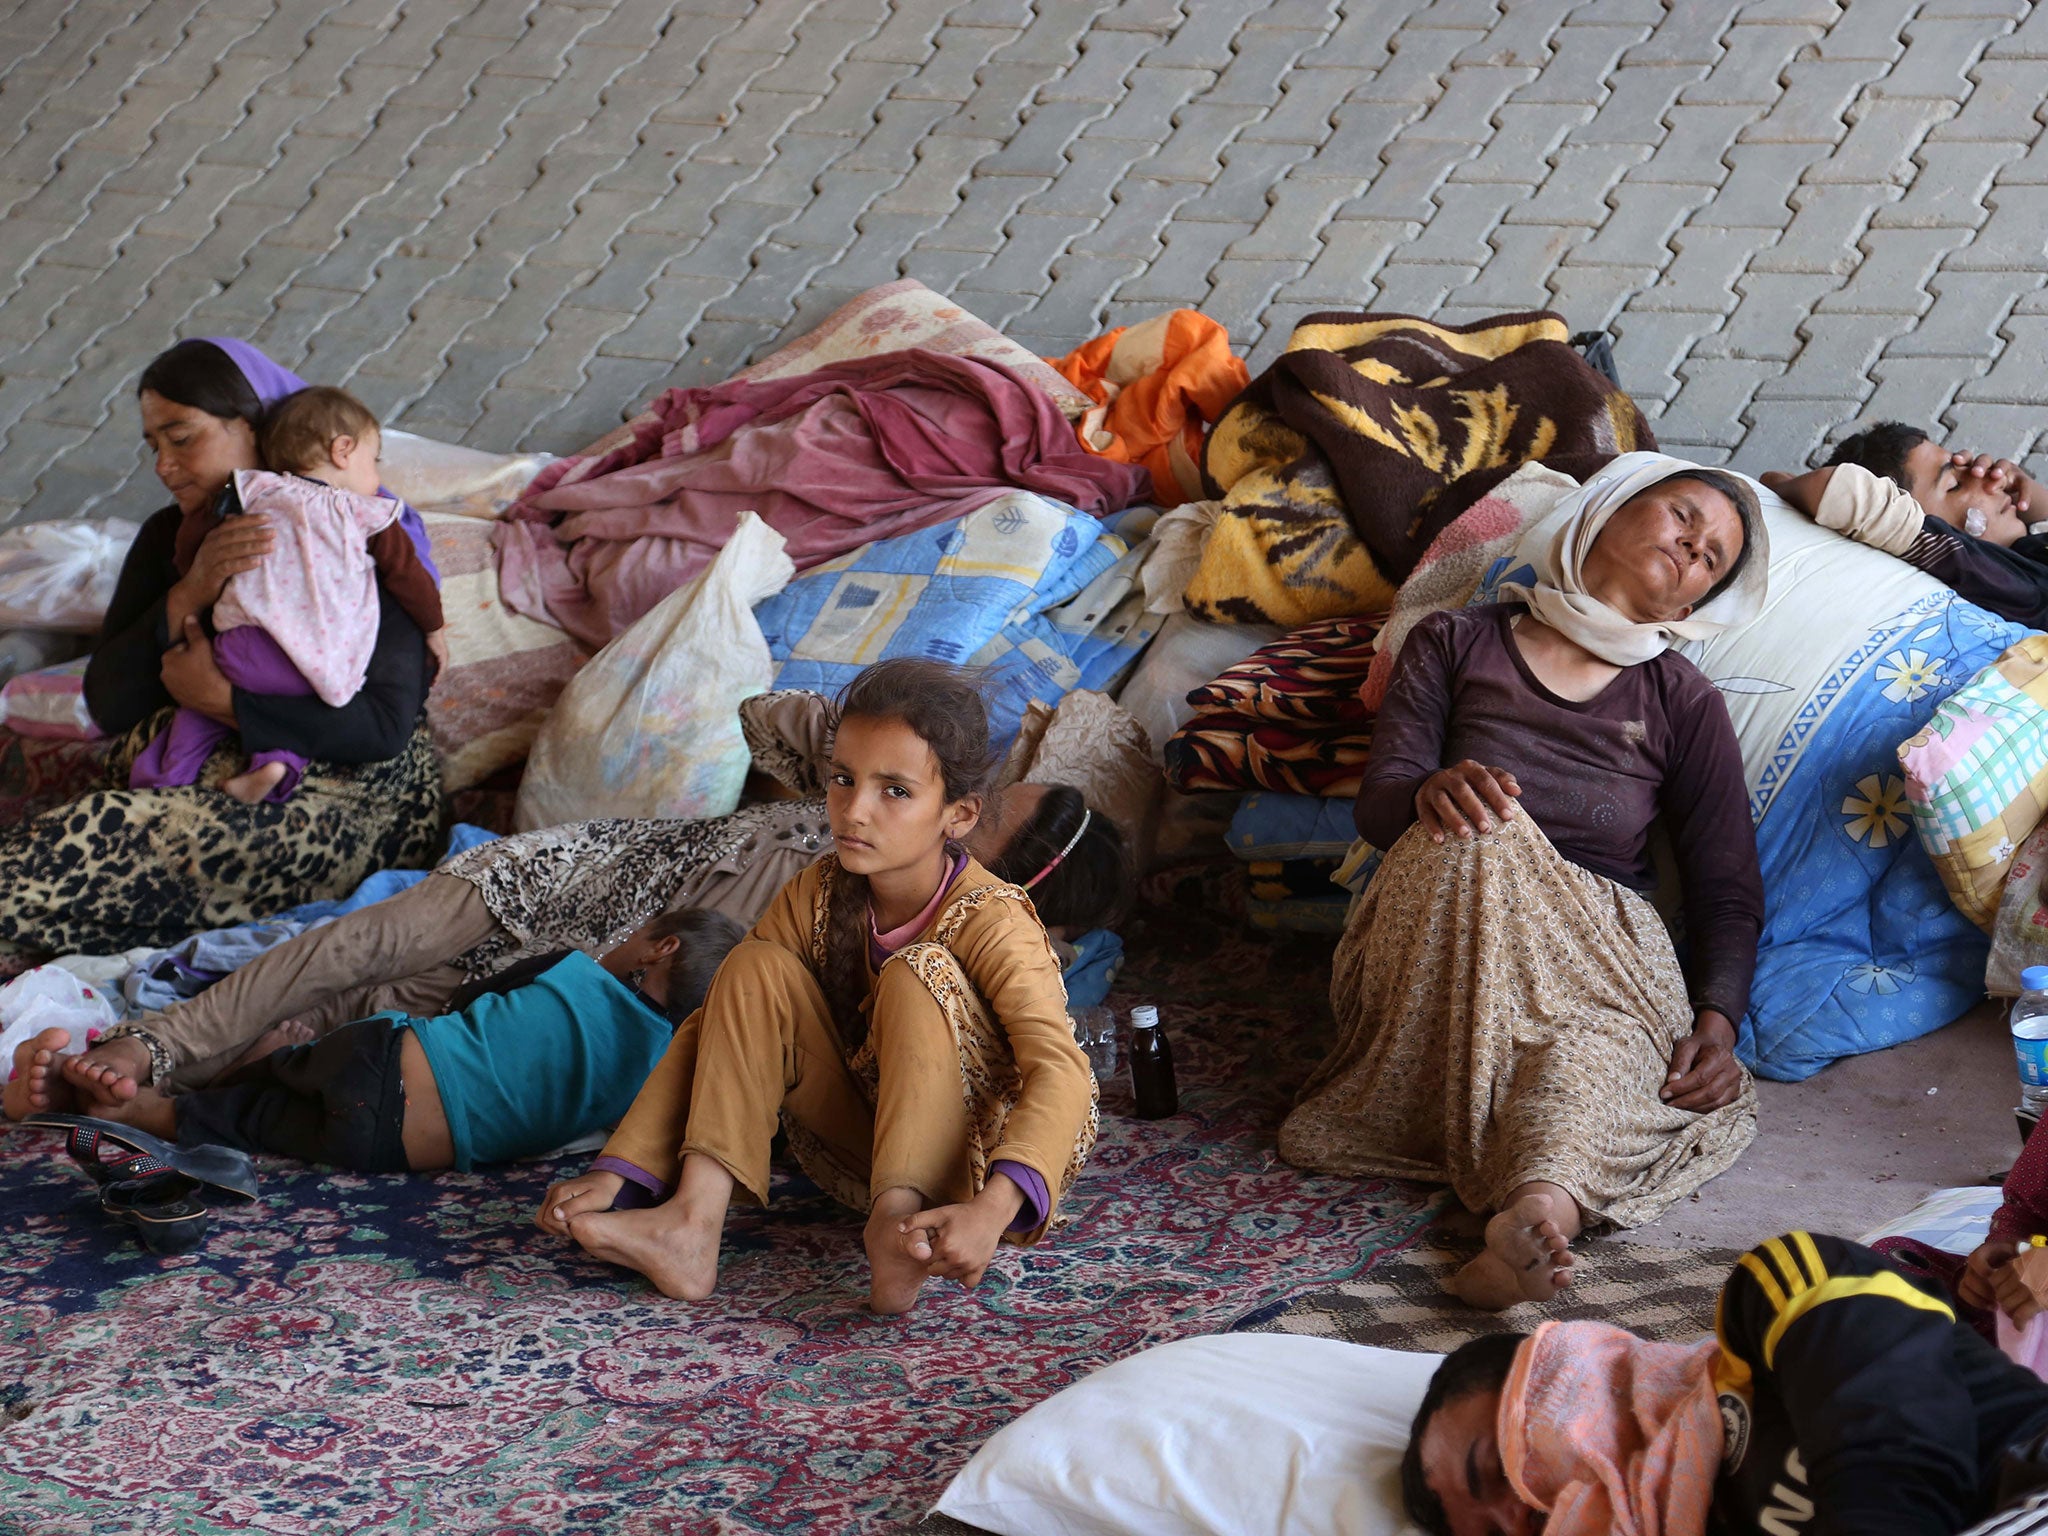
[{"left": 1185, "top": 311, "right": 1653, "bottom": 626}]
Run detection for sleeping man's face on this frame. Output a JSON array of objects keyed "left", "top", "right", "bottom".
[
  {"left": 1901, "top": 439, "right": 2028, "bottom": 546},
  {"left": 1418, "top": 1387, "right": 1547, "bottom": 1536}
]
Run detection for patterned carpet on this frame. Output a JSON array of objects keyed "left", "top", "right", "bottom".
[{"left": 0, "top": 890, "right": 1449, "bottom": 1534}]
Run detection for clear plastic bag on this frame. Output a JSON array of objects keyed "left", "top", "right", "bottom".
[
  {"left": 0, "top": 517, "right": 140, "bottom": 632},
  {"left": 0, "top": 964, "right": 121, "bottom": 1067},
  {"left": 513, "top": 513, "right": 795, "bottom": 831}
]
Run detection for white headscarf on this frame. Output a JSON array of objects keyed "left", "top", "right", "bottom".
[{"left": 1498, "top": 451, "right": 1769, "bottom": 667}]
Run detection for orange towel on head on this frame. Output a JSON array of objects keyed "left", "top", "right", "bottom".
[
  {"left": 1049, "top": 311, "right": 1250, "bottom": 507},
  {"left": 1498, "top": 1321, "right": 1723, "bottom": 1536}
]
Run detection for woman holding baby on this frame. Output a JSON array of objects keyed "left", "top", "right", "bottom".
[{"left": 0, "top": 338, "right": 444, "bottom": 962}]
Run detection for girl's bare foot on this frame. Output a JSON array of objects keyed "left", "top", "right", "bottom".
[
  {"left": 5, "top": 1027, "right": 79, "bottom": 1120},
  {"left": 569, "top": 1205, "right": 722, "bottom": 1300},
  {"left": 223, "top": 761, "right": 290, "bottom": 804},
  {"left": 59, "top": 1037, "right": 151, "bottom": 1109},
  {"left": 865, "top": 1187, "right": 929, "bottom": 1316},
  {"left": 1449, "top": 1191, "right": 1576, "bottom": 1310}
]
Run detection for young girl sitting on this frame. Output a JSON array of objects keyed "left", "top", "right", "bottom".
[
  {"left": 10, "top": 907, "right": 743, "bottom": 1173},
  {"left": 536, "top": 659, "right": 1102, "bottom": 1315},
  {"left": 128, "top": 385, "right": 447, "bottom": 805}
]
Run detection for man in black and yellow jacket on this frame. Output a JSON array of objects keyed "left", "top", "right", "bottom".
[
  {"left": 1713, "top": 1231, "right": 2048, "bottom": 1534},
  {"left": 1403, "top": 1232, "right": 2048, "bottom": 1536}
]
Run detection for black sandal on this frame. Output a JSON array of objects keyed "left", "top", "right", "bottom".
[
  {"left": 23, "top": 1113, "right": 259, "bottom": 1256},
  {"left": 23, "top": 1112, "right": 260, "bottom": 1201},
  {"left": 99, "top": 1173, "right": 211, "bottom": 1256}
]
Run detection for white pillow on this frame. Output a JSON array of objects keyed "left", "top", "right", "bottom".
[
  {"left": 1857, "top": 1183, "right": 2003, "bottom": 1254},
  {"left": 935, "top": 1333, "right": 1438, "bottom": 1536}
]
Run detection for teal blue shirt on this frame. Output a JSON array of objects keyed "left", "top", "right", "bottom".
[{"left": 406, "top": 949, "right": 671, "bottom": 1171}]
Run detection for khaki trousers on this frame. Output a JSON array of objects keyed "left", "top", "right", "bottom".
[
  {"left": 153, "top": 875, "right": 499, "bottom": 1091},
  {"left": 603, "top": 939, "right": 995, "bottom": 1219}
]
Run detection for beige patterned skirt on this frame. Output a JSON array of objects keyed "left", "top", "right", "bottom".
[{"left": 1278, "top": 811, "right": 1757, "bottom": 1229}]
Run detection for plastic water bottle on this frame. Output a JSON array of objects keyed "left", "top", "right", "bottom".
[
  {"left": 2013, "top": 966, "right": 2048, "bottom": 1120},
  {"left": 1128, "top": 1004, "right": 1178, "bottom": 1120}
]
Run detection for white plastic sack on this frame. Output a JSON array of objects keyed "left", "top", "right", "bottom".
[
  {"left": 0, "top": 964, "right": 121, "bottom": 1070},
  {"left": 0, "top": 517, "right": 140, "bottom": 633},
  {"left": 1137, "top": 498, "right": 1222, "bottom": 615},
  {"left": 513, "top": 513, "right": 795, "bottom": 832}
]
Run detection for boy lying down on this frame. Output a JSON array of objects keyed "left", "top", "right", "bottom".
[
  {"left": 9, "top": 908, "right": 743, "bottom": 1173},
  {"left": 1767, "top": 421, "right": 2048, "bottom": 628},
  {"left": 1403, "top": 1231, "right": 2048, "bottom": 1536}
]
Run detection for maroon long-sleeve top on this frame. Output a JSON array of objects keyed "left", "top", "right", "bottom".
[{"left": 1355, "top": 604, "right": 1764, "bottom": 1022}]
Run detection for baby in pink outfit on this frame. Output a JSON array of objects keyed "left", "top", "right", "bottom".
[{"left": 129, "top": 387, "right": 447, "bottom": 804}]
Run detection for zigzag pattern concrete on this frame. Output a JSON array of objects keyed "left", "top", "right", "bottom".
[{"left": 0, "top": 0, "right": 2043, "bottom": 524}]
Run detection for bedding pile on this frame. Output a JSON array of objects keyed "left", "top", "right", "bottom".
[{"left": 494, "top": 350, "right": 1148, "bottom": 649}]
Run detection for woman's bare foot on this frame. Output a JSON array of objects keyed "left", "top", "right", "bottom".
[
  {"left": 865, "top": 1187, "right": 929, "bottom": 1316},
  {"left": 568, "top": 1204, "right": 722, "bottom": 1300},
  {"left": 223, "top": 1018, "right": 314, "bottom": 1075},
  {"left": 222, "top": 761, "right": 289, "bottom": 804},
  {"left": 5, "top": 1027, "right": 80, "bottom": 1120},
  {"left": 58, "top": 1036, "right": 151, "bottom": 1110},
  {"left": 1448, "top": 1189, "right": 1578, "bottom": 1311}
]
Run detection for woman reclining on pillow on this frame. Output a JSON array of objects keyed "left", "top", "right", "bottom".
[
  {"left": 1767, "top": 420, "right": 2048, "bottom": 628},
  {"left": 1280, "top": 453, "right": 1767, "bottom": 1310},
  {"left": 16, "top": 690, "right": 1131, "bottom": 1115}
]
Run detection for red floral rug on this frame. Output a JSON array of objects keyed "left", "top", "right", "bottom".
[{"left": 0, "top": 894, "right": 1441, "bottom": 1533}]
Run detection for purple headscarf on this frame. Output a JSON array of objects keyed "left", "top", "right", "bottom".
[
  {"left": 201, "top": 336, "right": 439, "bottom": 584},
  {"left": 203, "top": 336, "right": 310, "bottom": 410}
]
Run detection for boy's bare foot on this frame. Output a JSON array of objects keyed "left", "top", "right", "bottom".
[
  {"left": 569, "top": 1204, "right": 721, "bottom": 1301},
  {"left": 222, "top": 761, "right": 289, "bottom": 804},
  {"left": 59, "top": 1036, "right": 151, "bottom": 1110},
  {"left": 85, "top": 1084, "right": 179, "bottom": 1140},
  {"left": 223, "top": 1018, "right": 313, "bottom": 1074},
  {"left": 5, "top": 1027, "right": 80, "bottom": 1120},
  {"left": 865, "top": 1187, "right": 929, "bottom": 1316},
  {"left": 1449, "top": 1191, "right": 1576, "bottom": 1311}
]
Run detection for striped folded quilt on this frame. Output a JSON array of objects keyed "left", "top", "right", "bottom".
[{"left": 1163, "top": 614, "right": 1384, "bottom": 798}]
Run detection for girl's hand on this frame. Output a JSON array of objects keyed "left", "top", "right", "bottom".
[
  {"left": 169, "top": 514, "right": 275, "bottom": 631},
  {"left": 160, "top": 616, "right": 236, "bottom": 726},
  {"left": 1414, "top": 760, "right": 1521, "bottom": 842},
  {"left": 898, "top": 1182, "right": 1022, "bottom": 1287},
  {"left": 536, "top": 1170, "right": 625, "bottom": 1236},
  {"left": 1993, "top": 1245, "right": 2048, "bottom": 1328},
  {"left": 425, "top": 627, "right": 450, "bottom": 675},
  {"left": 1961, "top": 1240, "right": 2019, "bottom": 1311},
  {"left": 1661, "top": 1010, "right": 1743, "bottom": 1111}
]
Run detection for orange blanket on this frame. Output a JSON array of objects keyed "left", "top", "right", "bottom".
[
  {"left": 1049, "top": 311, "right": 1249, "bottom": 507},
  {"left": 1499, "top": 1320, "right": 1723, "bottom": 1536}
]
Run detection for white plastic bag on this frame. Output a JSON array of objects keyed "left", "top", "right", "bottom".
[
  {"left": 0, "top": 964, "right": 121, "bottom": 1070},
  {"left": 513, "top": 513, "right": 794, "bottom": 831},
  {"left": 0, "top": 517, "right": 140, "bottom": 632}
]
